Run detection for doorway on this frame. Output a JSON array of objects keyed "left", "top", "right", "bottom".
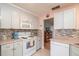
[{"left": 44, "top": 18, "right": 53, "bottom": 50}]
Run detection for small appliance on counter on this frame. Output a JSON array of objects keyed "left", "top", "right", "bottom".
[{"left": 12, "top": 32, "right": 19, "bottom": 39}]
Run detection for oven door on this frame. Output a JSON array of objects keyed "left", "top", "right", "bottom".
[{"left": 23, "top": 39, "right": 36, "bottom": 56}]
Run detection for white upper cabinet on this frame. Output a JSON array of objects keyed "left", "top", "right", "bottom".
[
  {"left": 11, "top": 8, "right": 20, "bottom": 29},
  {"left": 20, "top": 12, "right": 39, "bottom": 29},
  {"left": 0, "top": 4, "right": 38, "bottom": 29},
  {"left": 34, "top": 17, "right": 39, "bottom": 29},
  {"left": 30, "top": 16, "right": 39, "bottom": 29},
  {"left": 64, "top": 8, "right": 76, "bottom": 29},
  {"left": 0, "top": 4, "right": 20, "bottom": 29},
  {"left": 20, "top": 12, "right": 32, "bottom": 29},
  {"left": 0, "top": 4, "right": 12, "bottom": 29},
  {"left": 54, "top": 8, "right": 76, "bottom": 29},
  {"left": 54, "top": 11, "right": 64, "bottom": 29}
]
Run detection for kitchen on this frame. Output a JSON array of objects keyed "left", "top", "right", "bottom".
[
  {"left": 0, "top": 3, "right": 42, "bottom": 56},
  {"left": 0, "top": 3, "right": 79, "bottom": 56}
]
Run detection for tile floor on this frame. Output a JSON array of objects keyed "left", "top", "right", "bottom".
[{"left": 33, "top": 49, "right": 50, "bottom": 56}]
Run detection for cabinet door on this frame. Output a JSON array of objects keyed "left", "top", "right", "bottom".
[
  {"left": 11, "top": 9, "right": 20, "bottom": 29},
  {"left": 36, "top": 37, "right": 41, "bottom": 50},
  {"left": 70, "top": 45, "right": 79, "bottom": 56},
  {"left": 34, "top": 18, "right": 39, "bottom": 29},
  {"left": 20, "top": 13, "right": 31, "bottom": 29},
  {"left": 1, "top": 43, "right": 13, "bottom": 56},
  {"left": 23, "top": 39, "right": 28, "bottom": 56},
  {"left": 13, "top": 41, "right": 23, "bottom": 56},
  {"left": 50, "top": 42, "right": 69, "bottom": 56},
  {"left": 64, "top": 8, "right": 76, "bottom": 29},
  {"left": 31, "top": 16, "right": 39, "bottom": 29},
  {"left": 54, "top": 12, "right": 64, "bottom": 29},
  {"left": 1, "top": 5, "right": 12, "bottom": 29}
]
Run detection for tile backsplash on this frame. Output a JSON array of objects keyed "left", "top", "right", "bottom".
[
  {"left": 55, "top": 29, "right": 79, "bottom": 38},
  {"left": 0, "top": 29, "right": 39, "bottom": 40}
]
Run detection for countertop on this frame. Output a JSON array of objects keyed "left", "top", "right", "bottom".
[
  {"left": 0, "top": 36, "right": 37, "bottom": 45},
  {"left": 0, "top": 39, "right": 23, "bottom": 45},
  {"left": 51, "top": 34, "right": 79, "bottom": 48}
]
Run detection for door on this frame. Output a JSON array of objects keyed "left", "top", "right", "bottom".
[
  {"left": 64, "top": 8, "right": 76, "bottom": 29},
  {"left": 13, "top": 41, "right": 23, "bottom": 56},
  {"left": 54, "top": 11, "right": 64, "bottom": 29},
  {"left": 51, "top": 42, "right": 69, "bottom": 56},
  {"left": 1, "top": 43, "right": 13, "bottom": 56}
]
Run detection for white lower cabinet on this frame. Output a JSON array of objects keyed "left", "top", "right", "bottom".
[
  {"left": 23, "top": 39, "right": 28, "bottom": 56},
  {"left": 50, "top": 41, "right": 69, "bottom": 56},
  {"left": 70, "top": 45, "right": 79, "bottom": 56},
  {"left": 36, "top": 36, "right": 41, "bottom": 50},
  {"left": 1, "top": 43, "right": 13, "bottom": 56},
  {"left": 13, "top": 41, "right": 23, "bottom": 56},
  {"left": 1, "top": 41, "right": 23, "bottom": 56},
  {"left": 1, "top": 38, "right": 37, "bottom": 56}
]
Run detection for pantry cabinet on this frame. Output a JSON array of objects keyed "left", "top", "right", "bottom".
[
  {"left": 54, "top": 8, "right": 76, "bottom": 29},
  {"left": 50, "top": 41, "right": 69, "bottom": 56}
]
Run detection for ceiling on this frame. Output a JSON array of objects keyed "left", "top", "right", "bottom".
[{"left": 14, "top": 3, "right": 64, "bottom": 16}]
